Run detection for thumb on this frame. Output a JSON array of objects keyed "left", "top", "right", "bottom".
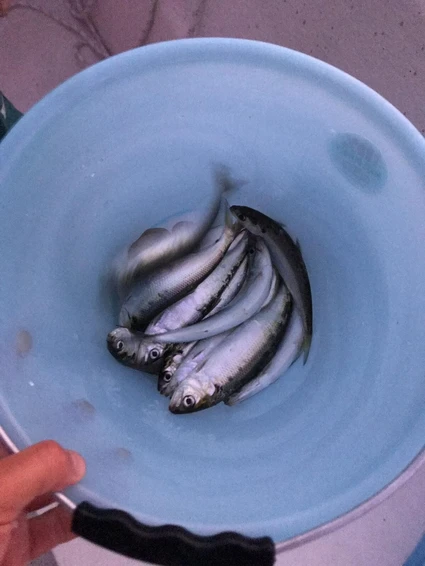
[{"left": 0, "top": 440, "right": 85, "bottom": 523}]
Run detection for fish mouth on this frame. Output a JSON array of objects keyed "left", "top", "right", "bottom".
[
  {"left": 169, "top": 401, "right": 204, "bottom": 414},
  {"left": 159, "top": 383, "right": 172, "bottom": 396},
  {"left": 106, "top": 333, "right": 119, "bottom": 354},
  {"left": 106, "top": 339, "right": 126, "bottom": 361},
  {"left": 168, "top": 395, "right": 203, "bottom": 414},
  {"left": 168, "top": 402, "right": 188, "bottom": 414}
]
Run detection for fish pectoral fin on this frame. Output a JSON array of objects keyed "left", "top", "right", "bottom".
[
  {"left": 295, "top": 238, "right": 304, "bottom": 257},
  {"left": 301, "top": 334, "right": 312, "bottom": 365},
  {"left": 225, "top": 374, "right": 272, "bottom": 406},
  {"left": 206, "top": 382, "right": 218, "bottom": 396}
]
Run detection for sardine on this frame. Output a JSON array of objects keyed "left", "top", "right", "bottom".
[
  {"left": 110, "top": 234, "right": 248, "bottom": 372},
  {"left": 119, "top": 207, "right": 240, "bottom": 330},
  {"left": 145, "top": 231, "right": 249, "bottom": 335},
  {"left": 207, "top": 254, "right": 248, "bottom": 315},
  {"left": 113, "top": 166, "right": 236, "bottom": 294},
  {"left": 225, "top": 307, "right": 305, "bottom": 405},
  {"left": 160, "top": 342, "right": 197, "bottom": 386},
  {"left": 159, "top": 331, "right": 231, "bottom": 397},
  {"left": 262, "top": 268, "right": 279, "bottom": 307},
  {"left": 195, "top": 199, "right": 227, "bottom": 250},
  {"left": 161, "top": 270, "right": 278, "bottom": 397},
  {"left": 230, "top": 205, "right": 312, "bottom": 358},
  {"left": 157, "top": 256, "right": 249, "bottom": 392},
  {"left": 106, "top": 327, "right": 169, "bottom": 372},
  {"left": 197, "top": 224, "right": 224, "bottom": 250},
  {"left": 169, "top": 281, "right": 292, "bottom": 414},
  {"left": 155, "top": 238, "right": 274, "bottom": 344}
]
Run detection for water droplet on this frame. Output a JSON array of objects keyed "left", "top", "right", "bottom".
[
  {"left": 16, "top": 330, "right": 33, "bottom": 357},
  {"left": 71, "top": 399, "right": 96, "bottom": 421},
  {"left": 114, "top": 447, "right": 133, "bottom": 462}
]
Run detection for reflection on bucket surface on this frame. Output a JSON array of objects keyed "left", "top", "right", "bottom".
[{"left": 329, "top": 132, "right": 387, "bottom": 191}]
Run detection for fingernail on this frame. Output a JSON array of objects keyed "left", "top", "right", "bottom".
[{"left": 68, "top": 450, "right": 86, "bottom": 481}]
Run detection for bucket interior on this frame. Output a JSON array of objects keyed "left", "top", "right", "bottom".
[{"left": 1, "top": 40, "right": 425, "bottom": 542}]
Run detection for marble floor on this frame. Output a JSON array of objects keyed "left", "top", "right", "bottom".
[{"left": 1, "top": 1, "right": 425, "bottom": 565}]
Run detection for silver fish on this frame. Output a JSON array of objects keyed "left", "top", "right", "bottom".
[
  {"left": 195, "top": 199, "right": 227, "bottom": 250},
  {"left": 169, "top": 281, "right": 292, "bottom": 414},
  {"left": 106, "top": 327, "right": 167, "bottom": 372},
  {"left": 110, "top": 237, "right": 249, "bottom": 374},
  {"left": 206, "top": 254, "right": 248, "bottom": 316},
  {"left": 225, "top": 307, "right": 305, "bottom": 405},
  {"left": 155, "top": 238, "right": 273, "bottom": 344},
  {"left": 261, "top": 268, "right": 279, "bottom": 307},
  {"left": 145, "top": 231, "right": 249, "bottom": 335},
  {"left": 161, "top": 270, "right": 278, "bottom": 396},
  {"left": 197, "top": 224, "right": 224, "bottom": 251},
  {"left": 230, "top": 205, "right": 312, "bottom": 359},
  {"left": 113, "top": 166, "right": 236, "bottom": 294},
  {"left": 160, "top": 342, "right": 197, "bottom": 386},
  {"left": 157, "top": 256, "right": 249, "bottom": 393},
  {"left": 119, "top": 207, "right": 240, "bottom": 330},
  {"left": 159, "top": 331, "right": 231, "bottom": 397}
]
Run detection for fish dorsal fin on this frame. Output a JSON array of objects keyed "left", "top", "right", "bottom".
[
  {"left": 129, "top": 227, "right": 169, "bottom": 255},
  {"left": 170, "top": 220, "right": 198, "bottom": 235}
]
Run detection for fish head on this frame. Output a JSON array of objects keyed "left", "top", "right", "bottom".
[
  {"left": 231, "top": 205, "right": 281, "bottom": 238},
  {"left": 107, "top": 327, "right": 140, "bottom": 365},
  {"left": 160, "top": 358, "right": 199, "bottom": 397},
  {"left": 137, "top": 338, "right": 167, "bottom": 366},
  {"left": 157, "top": 365, "right": 177, "bottom": 395},
  {"left": 168, "top": 377, "right": 217, "bottom": 414},
  {"left": 107, "top": 328, "right": 165, "bottom": 369}
]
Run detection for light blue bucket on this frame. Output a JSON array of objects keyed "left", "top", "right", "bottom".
[{"left": 1, "top": 38, "right": 425, "bottom": 561}]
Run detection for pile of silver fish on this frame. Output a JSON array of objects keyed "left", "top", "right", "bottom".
[{"left": 107, "top": 170, "right": 312, "bottom": 414}]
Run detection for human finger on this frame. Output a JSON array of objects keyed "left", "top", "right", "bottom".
[
  {"left": 0, "top": 440, "right": 85, "bottom": 523},
  {"left": 25, "top": 494, "right": 57, "bottom": 514},
  {"left": 0, "top": 442, "right": 10, "bottom": 459},
  {"left": 28, "top": 505, "right": 76, "bottom": 560}
]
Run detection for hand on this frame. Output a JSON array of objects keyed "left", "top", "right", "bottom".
[{"left": 0, "top": 440, "right": 86, "bottom": 566}]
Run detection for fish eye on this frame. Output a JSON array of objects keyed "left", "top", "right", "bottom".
[
  {"left": 149, "top": 348, "right": 161, "bottom": 360},
  {"left": 237, "top": 213, "right": 246, "bottom": 222},
  {"left": 163, "top": 371, "right": 173, "bottom": 382},
  {"left": 261, "top": 227, "right": 267, "bottom": 234},
  {"left": 116, "top": 340, "right": 124, "bottom": 352},
  {"left": 183, "top": 396, "right": 195, "bottom": 408}
]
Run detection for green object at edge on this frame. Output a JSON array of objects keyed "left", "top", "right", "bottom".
[{"left": 0, "top": 91, "right": 23, "bottom": 143}]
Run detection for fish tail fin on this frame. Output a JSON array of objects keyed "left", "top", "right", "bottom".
[
  {"left": 214, "top": 163, "right": 247, "bottom": 195},
  {"left": 301, "top": 333, "right": 312, "bottom": 365}
]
